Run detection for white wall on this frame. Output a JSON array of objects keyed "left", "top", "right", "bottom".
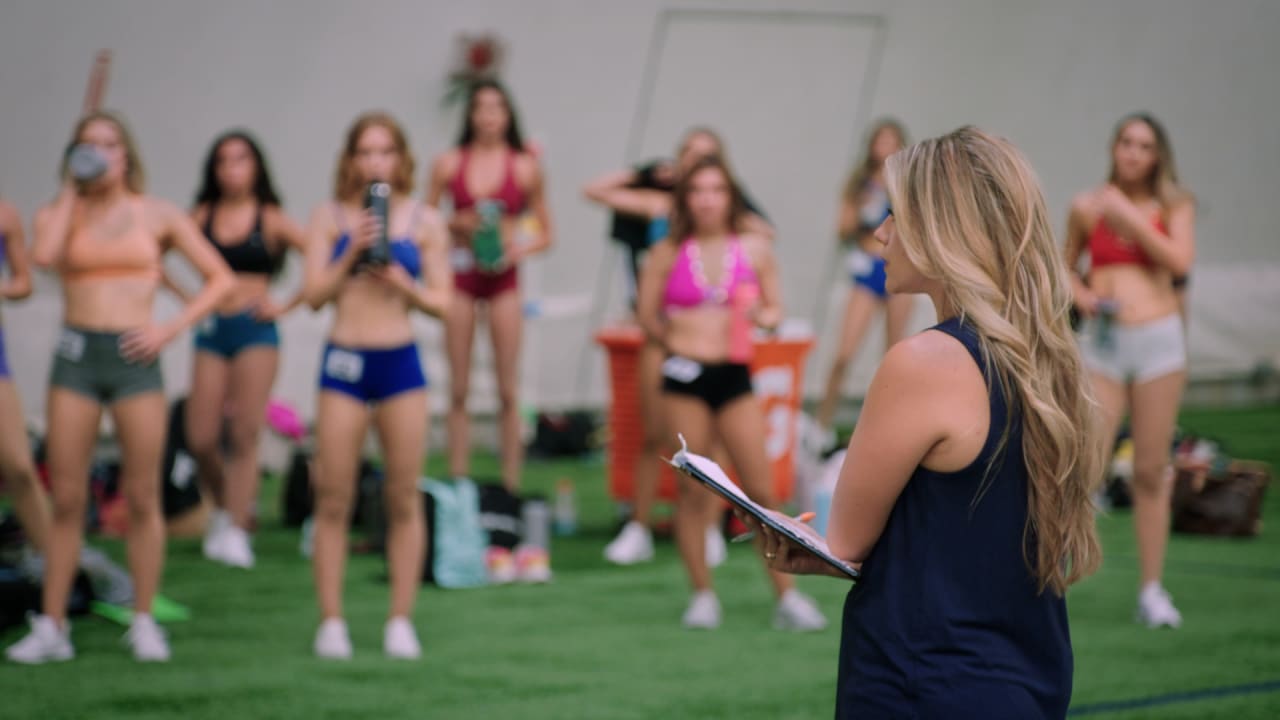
[{"left": 1, "top": 0, "right": 1276, "bottom": 428}]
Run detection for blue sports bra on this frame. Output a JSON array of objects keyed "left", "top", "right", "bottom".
[{"left": 329, "top": 204, "right": 423, "bottom": 278}]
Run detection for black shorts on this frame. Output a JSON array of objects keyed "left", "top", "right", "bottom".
[{"left": 660, "top": 356, "right": 753, "bottom": 411}]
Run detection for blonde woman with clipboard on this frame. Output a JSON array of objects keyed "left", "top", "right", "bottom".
[{"left": 739, "top": 128, "right": 1104, "bottom": 719}]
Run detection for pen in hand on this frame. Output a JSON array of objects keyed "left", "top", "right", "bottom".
[{"left": 730, "top": 511, "right": 816, "bottom": 543}]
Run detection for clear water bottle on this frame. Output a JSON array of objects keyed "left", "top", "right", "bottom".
[
  {"left": 553, "top": 478, "right": 577, "bottom": 536},
  {"left": 521, "top": 496, "right": 550, "bottom": 551}
]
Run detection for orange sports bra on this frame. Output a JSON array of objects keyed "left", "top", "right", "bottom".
[
  {"left": 1088, "top": 213, "right": 1167, "bottom": 270},
  {"left": 60, "top": 198, "right": 163, "bottom": 281}
]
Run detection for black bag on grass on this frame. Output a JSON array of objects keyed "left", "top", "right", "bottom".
[{"left": 478, "top": 483, "right": 523, "bottom": 550}]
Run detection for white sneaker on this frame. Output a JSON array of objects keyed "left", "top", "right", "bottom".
[
  {"left": 383, "top": 617, "right": 421, "bottom": 660},
  {"left": 314, "top": 618, "right": 352, "bottom": 660},
  {"left": 705, "top": 526, "right": 727, "bottom": 569},
  {"left": 217, "top": 526, "right": 255, "bottom": 569},
  {"left": 1136, "top": 583, "right": 1183, "bottom": 629},
  {"left": 774, "top": 589, "right": 828, "bottom": 632},
  {"left": 603, "top": 521, "right": 654, "bottom": 565},
  {"left": 125, "top": 613, "right": 171, "bottom": 662},
  {"left": 203, "top": 510, "right": 231, "bottom": 562},
  {"left": 5, "top": 615, "right": 74, "bottom": 664},
  {"left": 682, "top": 590, "right": 722, "bottom": 630}
]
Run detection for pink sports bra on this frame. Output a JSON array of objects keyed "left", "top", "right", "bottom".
[{"left": 663, "top": 237, "right": 758, "bottom": 311}]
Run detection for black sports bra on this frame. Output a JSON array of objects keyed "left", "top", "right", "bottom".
[{"left": 204, "top": 205, "right": 279, "bottom": 275}]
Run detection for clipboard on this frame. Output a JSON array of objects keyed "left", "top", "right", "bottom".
[{"left": 668, "top": 435, "right": 860, "bottom": 582}]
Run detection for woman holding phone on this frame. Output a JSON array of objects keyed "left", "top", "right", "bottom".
[{"left": 7, "top": 111, "right": 234, "bottom": 664}]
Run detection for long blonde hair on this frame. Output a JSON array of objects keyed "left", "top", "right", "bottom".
[
  {"left": 884, "top": 126, "right": 1104, "bottom": 595},
  {"left": 1108, "top": 112, "right": 1192, "bottom": 210},
  {"left": 62, "top": 111, "right": 146, "bottom": 193}
]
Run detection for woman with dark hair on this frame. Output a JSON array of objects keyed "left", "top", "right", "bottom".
[
  {"left": 180, "top": 130, "right": 306, "bottom": 569},
  {"left": 304, "top": 112, "right": 450, "bottom": 659},
  {"left": 6, "top": 111, "right": 233, "bottom": 663},
  {"left": 427, "top": 81, "right": 553, "bottom": 499},
  {"left": 814, "top": 120, "right": 914, "bottom": 446},
  {"left": 637, "top": 154, "right": 825, "bottom": 631},
  {"left": 0, "top": 199, "right": 50, "bottom": 560},
  {"left": 1065, "top": 112, "right": 1195, "bottom": 628}
]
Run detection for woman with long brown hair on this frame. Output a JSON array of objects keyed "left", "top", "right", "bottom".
[
  {"left": 741, "top": 127, "right": 1104, "bottom": 717},
  {"left": 637, "top": 154, "right": 826, "bottom": 631},
  {"left": 427, "top": 80, "right": 553, "bottom": 499},
  {"left": 814, "top": 119, "right": 915, "bottom": 445},
  {"left": 1065, "top": 112, "right": 1195, "bottom": 628},
  {"left": 7, "top": 111, "right": 234, "bottom": 664},
  {"left": 303, "top": 112, "right": 450, "bottom": 660}
]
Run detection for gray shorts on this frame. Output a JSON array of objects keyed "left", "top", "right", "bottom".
[
  {"left": 50, "top": 326, "right": 164, "bottom": 404},
  {"left": 1078, "top": 313, "right": 1186, "bottom": 384}
]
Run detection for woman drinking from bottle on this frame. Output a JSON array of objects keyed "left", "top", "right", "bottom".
[
  {"left": 7, "top": 111, "right": 233, "bottom": 664},
  {"left": 303, "top": 111, "right": 450, "bottom": 660}
]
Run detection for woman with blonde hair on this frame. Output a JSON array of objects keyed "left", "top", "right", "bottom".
[
  {"left": 1065, "top": 112, "right": 1194, "bottom": 628},
  {"left": 814, "top": 119, "right": 915, "bottom": 444},
  {"left": 7, "top": 111, "right": 234, "bottom": 664},
  {"left": 303, "top": 111, "right": 450, "bottom": 660},
  {"left": 740, "top": 127, "right": 1104, "bottom": 717}
]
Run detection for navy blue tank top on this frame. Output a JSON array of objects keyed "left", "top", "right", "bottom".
[{"left": 836, "top": 317, "right": 1072, "bottom": 719}]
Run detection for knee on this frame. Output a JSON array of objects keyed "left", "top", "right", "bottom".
[
  {"left": 383, "top": 484, "right": 421, "bottom": 526},
  {"left": 50, "top": 487, "right": 87, "bottom": 523},
  {"left": 123, "top": 477, "right": 162, "bottom": 520},
  {"left": 313, "top": 487, "right": 354, "bottom": 525},
  {"left": 1132, "top": 458, "right": 1173, "bottom": 494},
  {"left": 225, "top": 422, "right": 262, "bottom": 458},
  {"left": 185, "top": 423, "right": 220, "bottom": 459},
  {"left": 0, "top": 460, "right": 40, "bottom": 494},
  {"left": 496, "top": 387, "right": 517, "bottom": 411}
]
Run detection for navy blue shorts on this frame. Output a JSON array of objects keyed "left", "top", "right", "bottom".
[
  {"left": 318, "top": 343, "right": 427, "bottom": 403},
  {"left": 194, "top": 311, "right": 279, "bottom": 358}
]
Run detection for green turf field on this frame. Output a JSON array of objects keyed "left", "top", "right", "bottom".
[{"left": 3, "top": 405, "right": 1277, "bottom": 719}]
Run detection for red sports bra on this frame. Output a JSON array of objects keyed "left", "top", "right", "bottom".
[
  {"left": 448, "top": 148, "right": 528, "bottom": 216},
  {"left": 1088, "top": 214, "right": 1167, "bottom": 270}
]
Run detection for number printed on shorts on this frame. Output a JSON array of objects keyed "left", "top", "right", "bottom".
[
  {"left": 324, "top": 348, "right": 364, "bottom": 383},
  {"left": 662, "top": 356, "right": 704, "bottom": 384},
  {"left": 56, "top": 330, "right": 87, "bottom": 362}
]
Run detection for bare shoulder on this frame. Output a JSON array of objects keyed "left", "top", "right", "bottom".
[
  {"left": 514, "top": 150, "right": 542, "bottom": 186},
  {"left": 0, "top": 200, "right": 18, "bottom": 230},
  {"left": 877, "top": 327, "right": 979, "bottom": 394},
  {"left": 739, "top": 232, "right": 772, "bottom": 258},
  {"left": 142, "top": 194, "right": 184, "bottom": 227},
  {"left": 305, "top": 202, "right": 339, "bottom": 236},
  {"left": 432, "top": 149, "right": 462, "bottom": 178},
  {"left": 1069, "top": 189, "right": 1101, "bottom": 225}
]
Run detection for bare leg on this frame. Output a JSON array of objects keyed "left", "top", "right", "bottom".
[
  {"left": 1129, "top": 371, "right": 1186, "bottom": 587},
  {"left": 311, "top": 391, "right": 370, "bottom": 620},
  {"left": 111, "top": 391, "right": 169, "bottom": 615},
  {"left": 715, "top": 395, "right": 794, "bottom": 598},
  {"left": 0, "top": 380, "right": 49, "bottom": 553},
  {"left": 488, "top": 289, "right": 524, "bottom": 492},
  {"left": 186, "top": 352, "right": 231, "bottom": 507},
  {"left": 40, "top": 389, "right": 101, "bottom": 623},
  {"left": 664, "top": 394, "right": 715, "bottom": 592},
  {"left": 816, "top": 288, "right": 880, "bottom": 430},
  {"left": 373, "top": 390, "right": 428, "bottom": 619},
  {"left": 445, "top": 292, "right": 477, "bottom": 479},
  {"left": 223, "top": 347, "right": 279, "bottom": 529},
  {"left": 632, "top": 341, "right": 666, "bottom": 525}
]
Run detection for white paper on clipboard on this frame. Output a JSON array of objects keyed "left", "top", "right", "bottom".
[{"left": 668, "top": 434, "right": 860, "bottom": 582}]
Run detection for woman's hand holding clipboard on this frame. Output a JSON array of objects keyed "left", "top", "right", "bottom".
[{"left": 668, "top": 435, "right": 860, "bottom": 582}]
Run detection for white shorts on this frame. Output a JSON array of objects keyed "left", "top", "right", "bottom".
[{"left": 1078, "top": 313, "right": 1186, "bottom": 384}]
